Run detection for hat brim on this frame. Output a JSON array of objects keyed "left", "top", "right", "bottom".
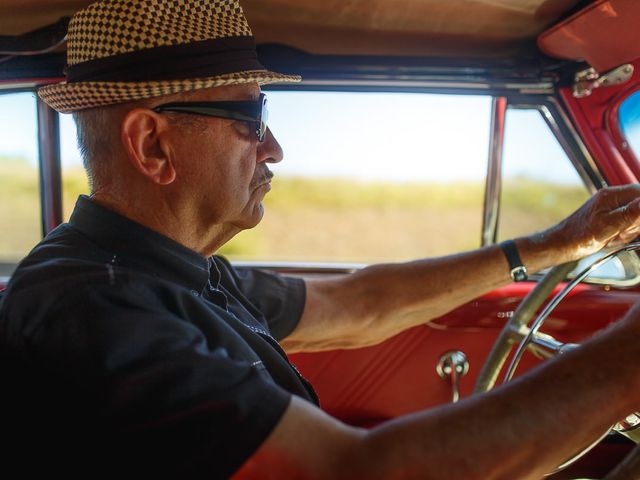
[{"left": 38, "top": 69, "right": 301, "bottom": 113}]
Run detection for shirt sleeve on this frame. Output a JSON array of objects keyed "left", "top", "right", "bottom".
[
  {"left": 214, "top": 255, "right": 307, "bottom": 341},
  {"left": 9, "top": 277, "right": 291, "bottom": 479}
]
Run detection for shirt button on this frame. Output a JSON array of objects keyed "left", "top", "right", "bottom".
[{"left": 190, "top": 290, "right": 199, "bottom": 297}]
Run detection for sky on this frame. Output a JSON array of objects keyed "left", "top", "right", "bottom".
[
  {"left": 620, "top": 90, "right": 640, "bottom": 156},
  {"left": 0, "top": 89, "right": 625, "bottom": 185}
]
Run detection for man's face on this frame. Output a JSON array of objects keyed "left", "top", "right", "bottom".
[{"left": 161, "top": 83, "right": 284, "bottom": 234}]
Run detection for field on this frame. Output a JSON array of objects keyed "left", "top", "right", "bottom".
[{"left": 0, "top": 157, "right": 589, "bottom": 266}]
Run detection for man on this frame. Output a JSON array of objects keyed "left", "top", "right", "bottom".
[{"left": 2, "top": 0, "right": 640, "bottom": 478}]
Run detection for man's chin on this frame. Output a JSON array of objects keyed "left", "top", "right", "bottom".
[{"left": 233, "top": 203, "right": 265, "bottom": 230}]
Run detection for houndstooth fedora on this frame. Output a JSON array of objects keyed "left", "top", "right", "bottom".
[{"left": 38, "top": 0, "right": 301, "bottom": 113}]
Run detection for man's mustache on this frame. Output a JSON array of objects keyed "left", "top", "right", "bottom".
[{"left": 250, "top": 167, "right": 274, "bottom": 188}]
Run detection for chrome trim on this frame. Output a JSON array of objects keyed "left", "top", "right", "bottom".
[
  {"left": 295, "top": 79, "right": 555, "bottom": 93},
  {"left": 0, "top": 82, "right": 38, "bottom": 91},
  {"left": 507, "top": 97, "right": 605, "bottom": 192},
  {"left": 436, "top": 350, "right": 470, "bottom": 403},
  {"left": 573, "top": 65, "right": 634, "bottom": 98},
  {"left": 506, "top": 323, "right": 578, "bottom": 360},
  {"left": 548, "top": 428, "right": 613, "bottom": 476},
  {"left": 614, "top": 413, "right": 640, "bottom": 434},
  {"left": 303, "top": 79, "right": 493, "bottom": 89},
  {"left": 36, "top": 96, "right": 63, "bottom": 235},
  {"left": 481, "top": 96, "right": 507, "bottom": 246},
  {"left": 232, "top": 261, "right": 363, "bottom": 275},
  {"left": 532, "top": 336, "right": 579, "bottom": 358},
  {"left": 538, "top": 100, "right": 604, "bottom": 192}
]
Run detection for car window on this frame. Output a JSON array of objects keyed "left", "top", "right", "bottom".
[
  {"left": 0, "top": 92, "right": 40, "bottom": 277},
  {"left": 59, "top": 113, "right": 89, "bottom": 220},
  {"left": 619, "top": 89, "right": 640, "bottom": 159},
  {"left": 221, "top": 91, "right": 492, "bottom": 263},
  {"left": 57, "top": 91, "right": 491, "bottom": 265},
  {"left": 498, "top": 108, "right": 590, "bottom": 242},
  {"left": 499, "top": 107, "right": 640, "bottom": 285},
  {"left": 50, "top": 90, "right": 640, "bottom": 283}
]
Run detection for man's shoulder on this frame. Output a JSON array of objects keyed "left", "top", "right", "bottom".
[
  {"left": 0, "top": 226, "right": 195, "bottom": 346},
  {"left": 8, "top": 223, "right": 116, "bottom": 291},
  {"left": 3, "top": 223, "right": 172, "bottom": 310}
]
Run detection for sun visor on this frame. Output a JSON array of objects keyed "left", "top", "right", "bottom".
[{"left": 538, "top": 0, "right": 640, "bottom": 73}]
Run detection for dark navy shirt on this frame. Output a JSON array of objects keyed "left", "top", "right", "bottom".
[{"left": 0, "top": 195, "right": 316, "bottom": 478}]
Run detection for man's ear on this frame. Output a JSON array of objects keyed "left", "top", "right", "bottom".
[{"left": 120, "top": 108, "right": 176, "bottom": 185}]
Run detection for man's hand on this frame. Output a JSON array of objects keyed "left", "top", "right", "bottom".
[{"left": 548, "top": 185, "right": 640, "bottom": 261}]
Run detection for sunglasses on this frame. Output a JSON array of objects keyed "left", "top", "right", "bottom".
[{"left": 152, "top": 93, "right": 269, "bottom": 142}]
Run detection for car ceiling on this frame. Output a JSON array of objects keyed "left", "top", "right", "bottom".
[{"left": 0, "top": 0, "right": 588, "bottom": 58}]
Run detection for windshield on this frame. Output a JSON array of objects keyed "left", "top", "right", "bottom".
[{"left": 619, "top": 90, "right": 640, "bottom": 158}]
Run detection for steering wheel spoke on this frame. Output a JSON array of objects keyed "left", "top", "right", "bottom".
[
  {"left": 505, "top": 322, "right": 574, "bottom": 357},
  {"left": 526, "top": 330, "right": 578, "bottom": 361}
]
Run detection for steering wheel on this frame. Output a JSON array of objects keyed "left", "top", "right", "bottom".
[{"left": 473, "top": 242, "right": 640, "bottom": 476}]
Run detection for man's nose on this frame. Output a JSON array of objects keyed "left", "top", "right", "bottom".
[{"left": 257, "top": 127, "right": 284, "bottom": 164}]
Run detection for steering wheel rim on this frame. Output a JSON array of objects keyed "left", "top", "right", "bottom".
[
  {"left": 474, "top": 260, "right": 578, "bottom": 393},
  {"left": 473, "top": 242, "right": 640, "bottom": 475}
]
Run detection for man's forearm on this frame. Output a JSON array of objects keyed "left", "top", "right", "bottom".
[{"left": 283, "top": 231, "right": 567, "bottom": 352}]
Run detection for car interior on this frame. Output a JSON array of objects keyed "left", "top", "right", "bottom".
[{"left": 2, "top": 0, "right": 640, "bottom": 478}]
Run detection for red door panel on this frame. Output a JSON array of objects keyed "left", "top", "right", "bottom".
[{"left": 290, "top": 282, "right": 638, "bottom": 426}]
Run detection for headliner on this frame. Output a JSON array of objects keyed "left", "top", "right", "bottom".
[{"left": 0, "top": 0, "right": 587, "bottom": 58}]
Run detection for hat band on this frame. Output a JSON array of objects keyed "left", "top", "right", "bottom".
[{"left": 65, "top": 36, "right": 264, "bottom": 82}]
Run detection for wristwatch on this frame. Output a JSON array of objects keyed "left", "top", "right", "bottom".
[{"left": 499, "top": 239, "right": 528, "bottom": 282}]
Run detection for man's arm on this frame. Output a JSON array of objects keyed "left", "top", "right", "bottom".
[
  {"left": 236, "top": 306, "right": 640, "bottom": 479},
  {"left": 281, "top": 185, "right": 640, "bottom": 352}
]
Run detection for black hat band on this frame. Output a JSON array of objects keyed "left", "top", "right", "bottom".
[{"left": 65, "top": 36, "right": 263, "bottom": 83}]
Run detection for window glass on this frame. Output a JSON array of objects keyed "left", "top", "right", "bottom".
[
  {"left": 221, "top": 91, "right": 492, "bottom": 263},
  {"left": 59, "top": 113, "right": 89, "bottom": 221},
  {"left": 498, "top": 108, "right": 590, "bottom": 242},
  {"left": 0, "top": 92, "right": 40, "bottom": 276},
  {"left": 58, "top": 92, "right": 491, "bottom": 264},
  {"left": 619, "top": 90, "right": 640, "bottom": 158}
]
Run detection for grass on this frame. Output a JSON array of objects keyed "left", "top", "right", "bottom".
[
  {"left": 220, "top": 176, "right": 588, "bottom": 262},
  {"left": 0, "top": 157, "right": 590, "bottom": 265}
]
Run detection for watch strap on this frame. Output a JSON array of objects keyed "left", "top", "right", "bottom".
[{"left": 499, "top": 239, "right": 528, "bottom": 282}]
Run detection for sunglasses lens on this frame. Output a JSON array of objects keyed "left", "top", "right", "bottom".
[{"left": 258, "top": 95, "right": 268, "bottom": 141}]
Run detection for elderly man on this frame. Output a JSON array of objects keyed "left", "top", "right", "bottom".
[{"left": 2, "top": 0, "right": 640, "bottom": 478}]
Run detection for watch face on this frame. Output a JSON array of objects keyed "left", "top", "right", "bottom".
[{"left": 511, "top": 266, "right": 528, "bottom": 282}]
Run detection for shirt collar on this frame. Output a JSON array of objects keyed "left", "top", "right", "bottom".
[{"left": 69, "top": 195, "right": 216, "bottom": 294}]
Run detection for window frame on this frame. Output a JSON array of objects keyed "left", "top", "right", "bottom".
[
  {"left": 489, "top": 95, "right": 640, "bottom": 287},
  {"left": 482, "top": 94, "right": 605, "bottom": 249},
  {"left": 0, "top": 86, "right": 62, "bottom": 236},
  {"left": 0, "top": 87, "right": 49, "bottom": 280},
  {"left": 0, "top": 68, "right": 628, "bottom": 282}
]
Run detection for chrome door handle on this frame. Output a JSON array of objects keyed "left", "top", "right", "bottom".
[{"left": 436, "top": 351, "right": 469, "bottom": 403}]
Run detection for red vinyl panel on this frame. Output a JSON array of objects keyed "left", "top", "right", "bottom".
[
  {"left": 559, "top": 57, "right": 640, "bottom": 184},
  {"left": 290, "top": 283, "right": 638, "bottom": 426},
  {"left": 538, "top": 0, "right": 640, "bottom": 73}
]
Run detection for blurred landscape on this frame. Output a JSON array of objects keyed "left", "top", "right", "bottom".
[{"left": 0, "top": 156, "right": 589, "bottom": 267}]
